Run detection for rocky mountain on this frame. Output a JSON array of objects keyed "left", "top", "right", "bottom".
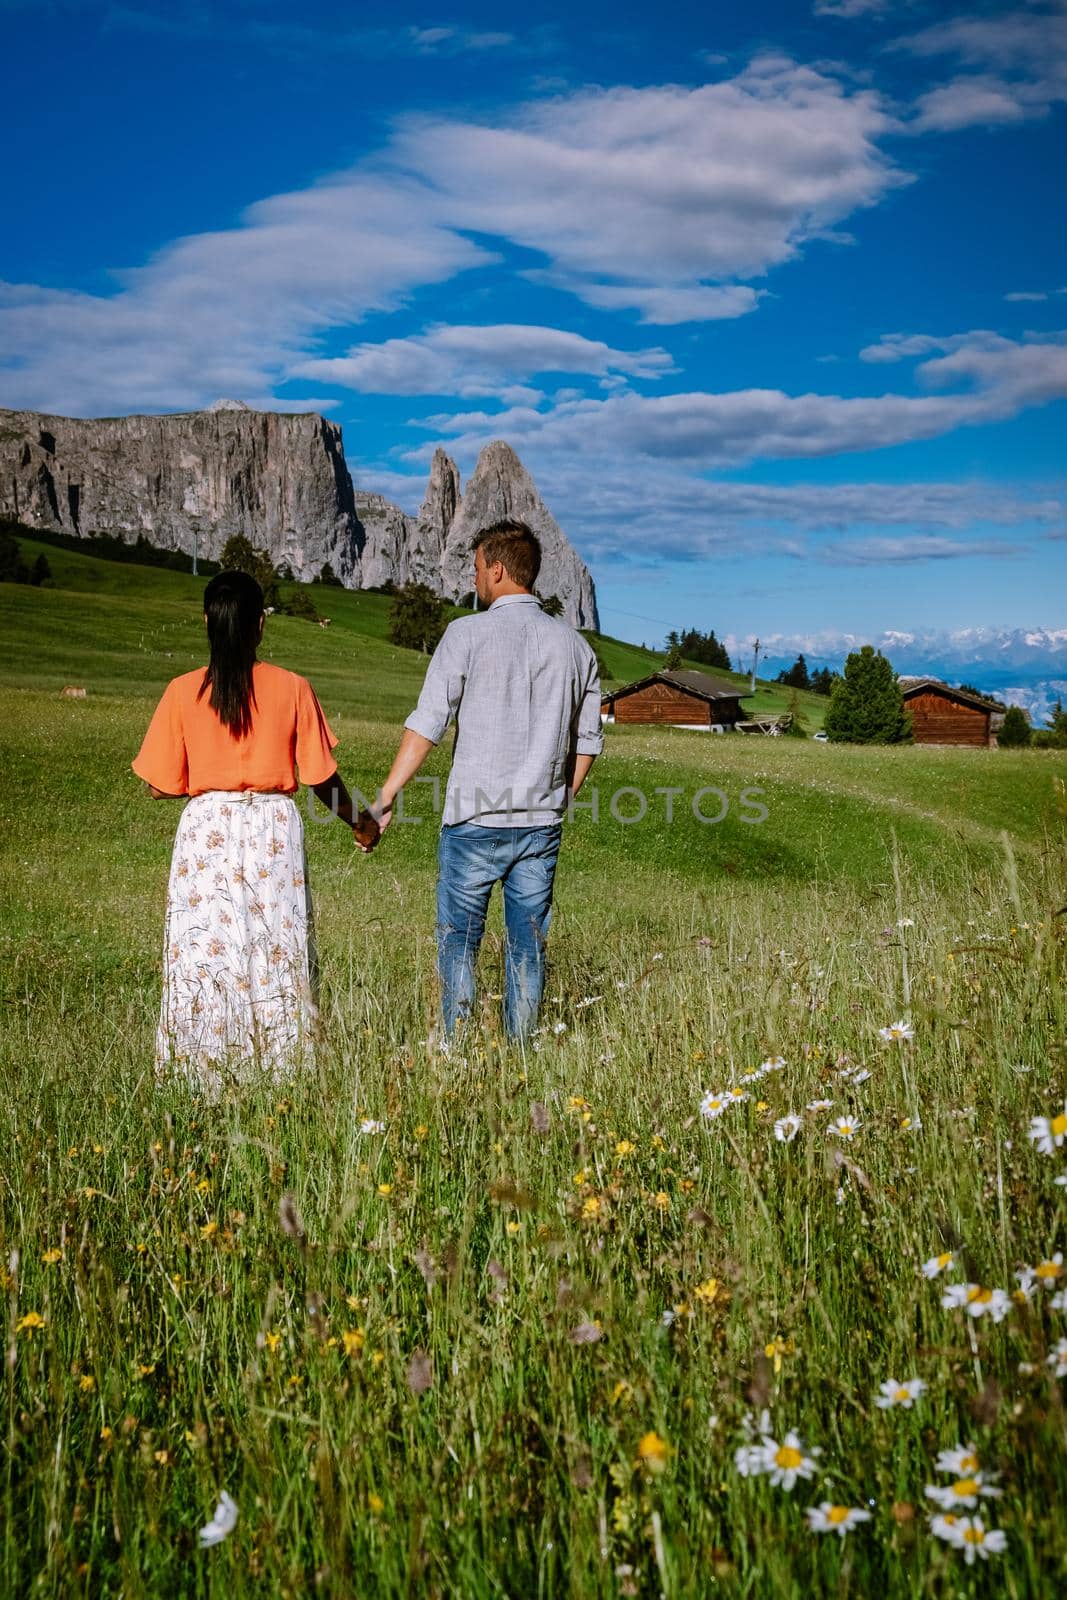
[
  {"left": 0, "top": 405, "right": 598, "bottom": 628},
  {"left": 439, "top": 441, "right": 599, "bottom": 629}
]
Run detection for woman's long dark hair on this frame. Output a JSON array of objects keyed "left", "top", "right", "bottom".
[{"left": 197, "top": 571, "right": 264, "bottom": 738}]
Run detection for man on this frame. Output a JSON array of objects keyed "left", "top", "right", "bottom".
[{"left": 376, "top": 520, "right": 602, "bottom": 1040}]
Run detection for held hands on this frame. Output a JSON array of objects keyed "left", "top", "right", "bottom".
[
  {"left": 351, "top": 798, "right": 394, "bottom": 853},
  {"left": 351, "top": 809, "right": 381, "bottom": 853}
]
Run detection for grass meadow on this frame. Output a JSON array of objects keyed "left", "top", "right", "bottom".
[{"left": 1, "top": 553, "right": 1065, "bottom": 1597}]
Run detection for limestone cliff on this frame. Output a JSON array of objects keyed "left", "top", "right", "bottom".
[
  {"left": 0, "top": 405, "right": 365, "bottom": 583},
  {"left": 0, "top": 406, "right": 599, "bottom": 628}
]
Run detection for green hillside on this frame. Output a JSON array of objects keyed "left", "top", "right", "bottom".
[
  {"left": 8, "top": 533, "right": 828, "bottom": 725},
  {"left": 2, "top": 535, "right": 1066, "bottom": 1599}
]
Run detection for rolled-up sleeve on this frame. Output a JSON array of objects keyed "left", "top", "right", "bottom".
[
  {"left": 574, "top": 654, "right": 604, "bottom": 756},
  {"left": 404, "top": 622, "right": 468, "bottom": 744},
  {"left": 132, "top": 679, "right": 189, "bottom": 793}
]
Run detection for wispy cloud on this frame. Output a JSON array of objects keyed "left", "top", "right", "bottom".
[
  {"left": 101, "top": 6, "right": 521, "bottom": 58},
  {"left": 405, "top": 331, "right": 1067, "bottom": 470},
  {"left": 292, "top": 324, "right": 673, "bottom": 402},
  {"left": 390, "top": 56, "right": 907, "bottom": 320},
  {"left": 895, "top": 4, "right": 1067, "bottom": 132}
]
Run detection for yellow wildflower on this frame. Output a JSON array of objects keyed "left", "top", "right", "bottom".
[
  {"left": 16, "top": 1311, "right": 45, "bottom": 1337},
  {"left": 42, "top": 1248, "right": 63, "bottom": 1265},
  {"left": 636, "top": 1431, "right": 672, "bottom": 1473},
  {"left": 342, "top": 1329, "right": 365, "bottom": 1357}
]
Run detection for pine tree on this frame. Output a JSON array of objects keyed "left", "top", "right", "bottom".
[
  {"left": 538, "top": 593, "right": 564, "bottom": 617},
  {"left": 824, "top": 646, "right": 911, "bottom": 744},
  {"left": 389, "top": 584, "right": 448, "bottom": 654},
  {"left": 997, "top": 706, "right": 1031, "bottom": 748}
]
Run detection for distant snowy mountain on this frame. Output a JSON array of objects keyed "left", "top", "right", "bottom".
[{"left": 730, "top": 627, "right": 1067, "bottom": 724}]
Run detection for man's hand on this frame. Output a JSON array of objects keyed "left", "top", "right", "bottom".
[{"left": 351, "top": 809, "right": 380, "bottom": 852}]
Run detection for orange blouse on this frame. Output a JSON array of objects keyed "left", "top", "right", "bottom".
[{"left": 132, "top": 661, "right": 339, "bottom": 797}]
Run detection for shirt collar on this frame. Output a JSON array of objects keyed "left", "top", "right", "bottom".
[{"left": 487, "top": 592, "right": 541, "bottom": 610}]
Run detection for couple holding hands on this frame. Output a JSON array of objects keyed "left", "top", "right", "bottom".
[{"left": 133, "top": 522, "right": 603, "bottom": 1088}]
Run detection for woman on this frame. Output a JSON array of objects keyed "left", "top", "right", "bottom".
[{"left": 133, "top": 570, "right": 376, "bottom": 1090}]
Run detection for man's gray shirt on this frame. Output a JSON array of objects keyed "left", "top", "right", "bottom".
[{"left": 404, "top": 593, "right": 604, "bottom": 827}]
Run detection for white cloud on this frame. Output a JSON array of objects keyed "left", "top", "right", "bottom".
[
  {"left": 895, "top": 5, "right": 1067, "bottom": 132},
  {"left": 0, "top": 177, "right": 493, "bottom": 415},
  {"left": 390, "top": 56, "right": 907, "bottom": 320},
  {"left": 814, "top": 0, "right": 894, "bottom": 16},
  {"left": 406, "top": 330, "right": 1067, "bottom": 469},
  {"left": 819, "top": 534, "right": 1020, "bottom": 563},
  {"left": 292, "top": 323, "right": 673, "bottom": 398}
]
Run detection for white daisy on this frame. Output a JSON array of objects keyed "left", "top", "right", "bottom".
[
  {"left": 940, "top": 1284, "right": 1012, "bottom": 1322},
  {"left": 762, "top": 1429, "right": 820, "bottom": 1490},
  {"left": 874, "top": 1377, "right": 926, "bottom": 1410},
  {"left": 934, "top": 1444, "right": 981, "bottom": 1477},
  {"left": 1014, "top": 1266, "right": 1037, "bottom": 1301},
  {"left": 734, "top": 1428, "right": 820, "bottom": 1491},
  {"left": 1029, "top": 1104, "right": 1067, "bottom": 1155},
  {"left": 774, "top": 1114, "right": 802, "bottom": 1143},
  {"left": 896, "top": 917, "right": 915, "bottom": 929},
  {"left": 925, "top": 1473, "right": 1002, "bottom": 1511},
  {"left": 828, "top": 1116, "right": 861, "bottom": 1140},
  {"left": 760, "top": 1056, "right": 787, "bottom": 1074},
  {"left": 1048, "top": 1337, "right": 1067, "bottom": 1377},
  {"left": 804, "top": 1503, "right": 871, "bottom": 1538},
  {"left": 1056, "top": 1173, "right": 1067, "bottom": 1187},
  {"left": 878, "top": 1020, "right": 914, "bottom": 1043},
  {"left": 359, "top": 1118, "right": 386, "bottom": 1135},
  {"left": 898, "top": 1114, "right": 922, "bottom": 1131},
  {"left": 807, "top": 1098, "right": 833, "bottom": 1113},
  {"left": 952, "top": 1516, "right": 1008, "bottom": 1565},
  {"left": 726, "top": 1087, "right": 749, "bottom": 1104},
  {"left": 922, "top": 1251, "right": 954, "bottom": 1279},
  {"left": 738, "top": 1070, "right": 762, "bottom": 1086},
  {"left": 1050, "top": 1288, "right": 1067, "bottom": 1311},
  {"left": 929, "top": 1512, "right": 964, "bottom": 1546},
  {"left": 1035, "top": 1252, "right": 1063, "bottom": 1286},
  {"left": 700, "top": 1090, "right": 729, "bottom": 1122}
]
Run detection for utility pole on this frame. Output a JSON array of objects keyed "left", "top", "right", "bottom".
[{"left": 750, "top": 638, "right": 761, "bottom": 695}]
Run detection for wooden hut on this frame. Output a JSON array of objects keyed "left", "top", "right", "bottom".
[
  {"left": 899, "top": 678, "right": 996, "bottom": 747},
  {"left": 600, "top": 669, "right": 746, "bottom": 730}
]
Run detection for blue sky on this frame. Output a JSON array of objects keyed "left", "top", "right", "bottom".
[{"left": 3, "top": 0, "right": 1066, "bottom": 662}]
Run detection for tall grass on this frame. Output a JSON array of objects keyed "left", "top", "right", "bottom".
[{"left": 2, "top": 797, "right": 1065, "bottom": 1594}]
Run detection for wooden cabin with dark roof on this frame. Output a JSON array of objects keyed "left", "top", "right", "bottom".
[
  {"left": 600, "top": 669, "right": 746, "bottom": 730},
  {"left": 899, "top": 678, "right": 999, "bottom": 747}
]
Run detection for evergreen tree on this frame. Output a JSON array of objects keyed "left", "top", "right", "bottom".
[
  {"left": 782, "top": 685, "right": 808, "bottom": 737},
  {"left": 218, "top": 534, "right": 280, "bottom": 609},
  {"left": 389, "top": 583, "right": 448, "bottom": 654},
  {"left": 0, "top": 531, "right": 30, "bottom": 584},
  {"left": 538, "top": 593, "right": 564, "bottom": 617},
  {"left": 285, "top": 586, "right": 320, "bottom": 621},
  {"left": 997, "top": 706, "right": 1031, "bottom": 748},
  {"left": 824, "top": 646, "right": 911, "bottom": 744},
  {"left": 30, "top": 553, "right": 52, "bottom": 586},
  {"left": 810, "top": 666, "right": 836, "bottom": 697},
  {"left": 314, "top": 562, "right": 343, "bottom": 587}
]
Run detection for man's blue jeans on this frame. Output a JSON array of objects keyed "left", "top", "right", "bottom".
[{"left": 436, "top": 822, "right": 563, "bottom": 1039}]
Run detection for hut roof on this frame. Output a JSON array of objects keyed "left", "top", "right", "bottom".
[
  {"left": 602, "top": 669, "right": 746, "bottom": 705},
  {"left": 898, "top": 678, "right": 996, "bottom": 713}
]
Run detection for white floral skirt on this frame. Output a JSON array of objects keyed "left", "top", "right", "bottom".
[{"left": 156, "top": 791, "right": 318, "bottom": 1089}]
